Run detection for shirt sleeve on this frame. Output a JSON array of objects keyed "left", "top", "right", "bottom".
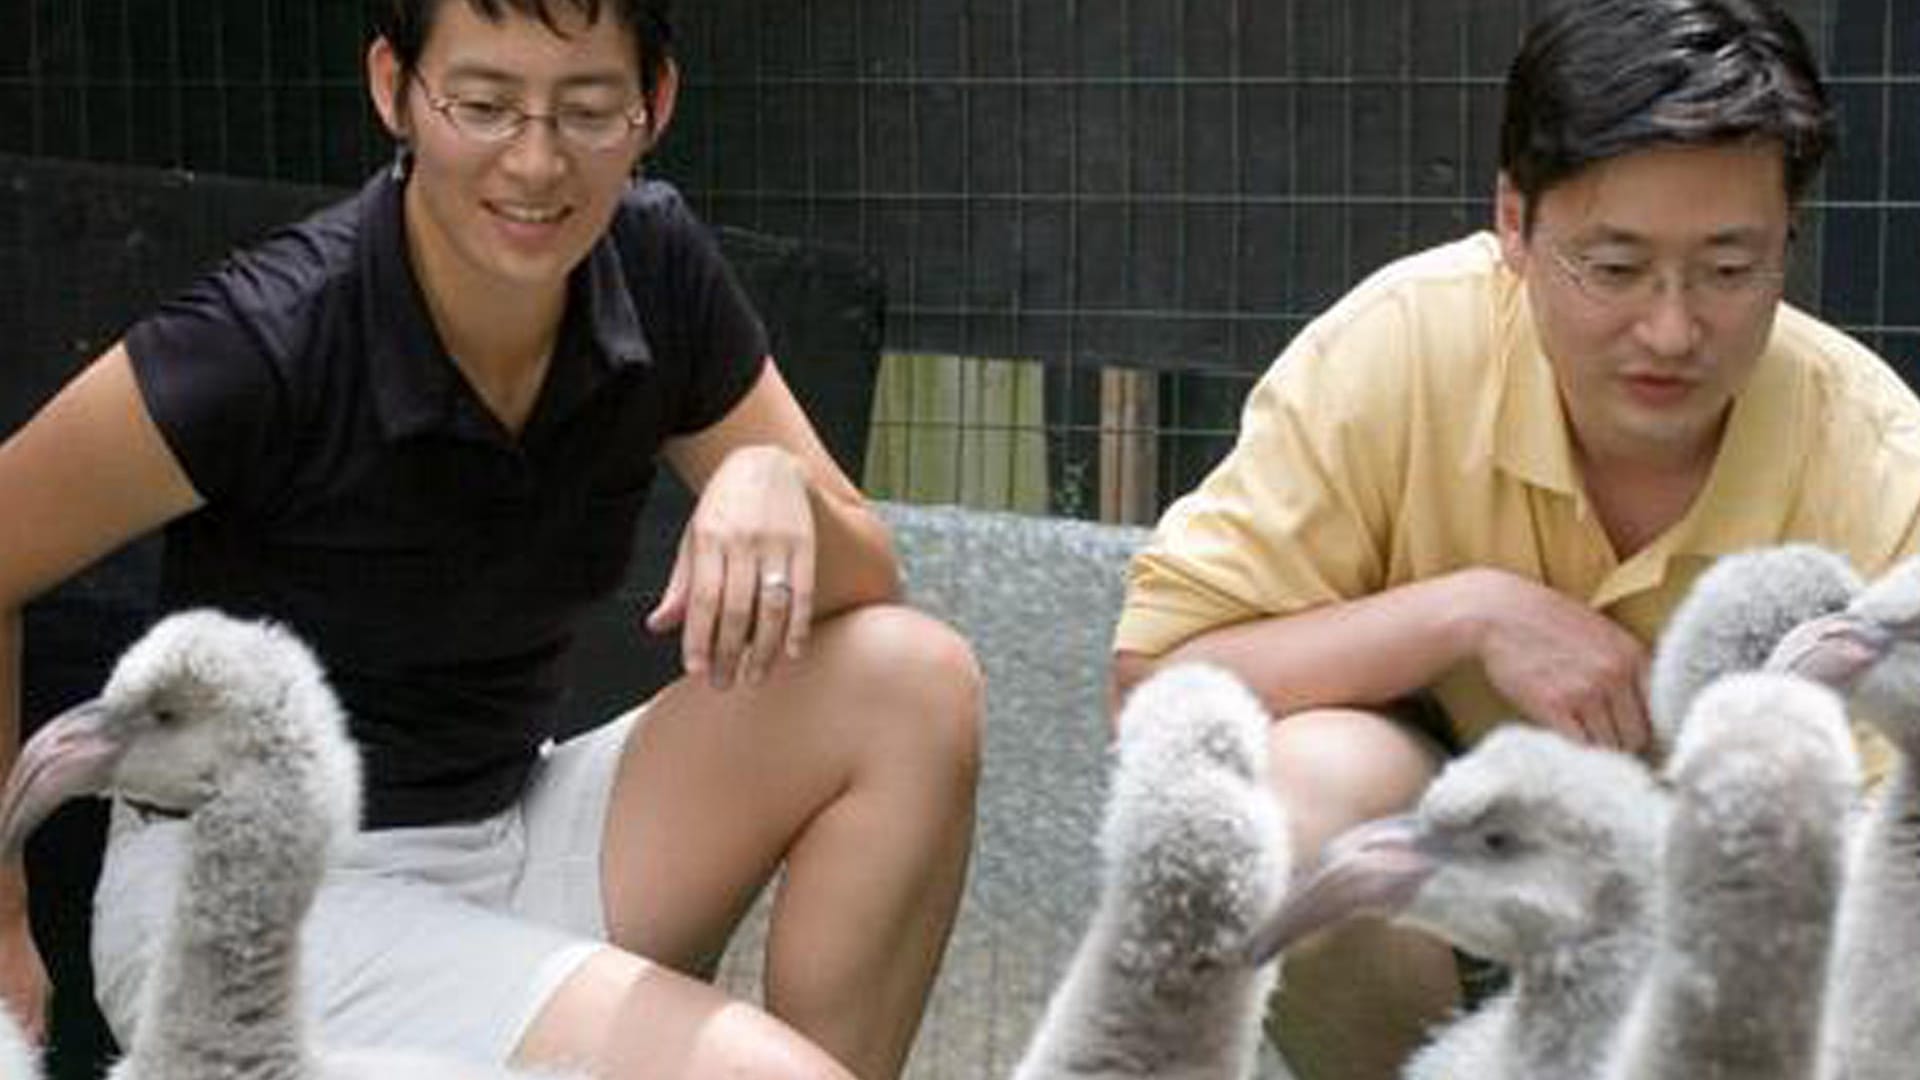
[
  {"left": 643, "top": 189, "right": 770, "bottom": 435},
  {"left": 1794, "top": 325, "right": 1920, "bottom": 573},
  {"left": 1114, "top": 296, "right": 1414, "bottom": 657},
  {"left": 122, "top": 251, "right": 299, "bottom": 512},
  {"left": 1744, "top": 317, "right": 1920, "bottom": 788}
]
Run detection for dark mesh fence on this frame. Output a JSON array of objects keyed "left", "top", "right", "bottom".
[
  {"left": 1, "top": 5, "right": 1918, "bottom": 1077},
  {"left": 1, "top": 0, "right": 1914, "bottom": 518}
]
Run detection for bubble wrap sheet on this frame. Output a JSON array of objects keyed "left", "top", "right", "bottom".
[{"left": 719, "top": 501, "right": 1151, "bottom": 1075}]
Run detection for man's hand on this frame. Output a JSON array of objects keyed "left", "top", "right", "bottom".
[{"left": 1468, "top": 568, "right": 1652, "bottom": 752}]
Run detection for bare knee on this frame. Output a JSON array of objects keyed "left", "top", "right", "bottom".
[
  {"left": 1268, "top": 706, "right": 1444, "bottom": 858},
  {"left": 815, "top": 604, "right": 984, "bottom": 783},
  {"left": 652, "top": 1009, "right": 856, "bottom": 1080},
  {"left": 1262, "top": 710, "right": 1456, "bottom": 1079},
  {"left": 519, "top": 950, "right": 856, "bottom": 1080}
]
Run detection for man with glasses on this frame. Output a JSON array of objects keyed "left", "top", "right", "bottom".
[
  {"left": 0, "top": 2, "right": 980, "bottom": 1078},
  {"left": 1110, "top": 1, "right": 1920, "bottom": 1077}
]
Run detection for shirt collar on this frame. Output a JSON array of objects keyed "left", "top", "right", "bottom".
[
  {"left": 1487, "top": 265, "right": 1586, "bottom": 500},
  {"left": 358, "top": 170, "right": 653, "bottom": 443},
  {"left": 1656, "top": 340, "right": 1806, "bottom": 558},
  {"left": 1585, "top": 342, "right": 1805, "bottom": 607}
]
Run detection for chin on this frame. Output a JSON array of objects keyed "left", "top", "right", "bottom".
[
  {"left": 1608, "top": 393, "right": 1727, "bottom": 450},
  {"left": 469, "top": 207, "right": 604, "bottom": 286},
  {"left": 1623, "top": 420, "right": 1721, "bottom": 460},
  {"left": 493, "top": 253, "right": 579, "bottom": 288},
  {"left": 474, "top": 236, "right": 591, "bottom": 290}
]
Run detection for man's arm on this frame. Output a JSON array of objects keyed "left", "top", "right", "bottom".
[{"left": 1114, "top": 566, "right": 1651, "bottom": 752}]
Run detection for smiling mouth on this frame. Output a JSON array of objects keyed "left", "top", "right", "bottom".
[{"left": 487, "top": 202, "right": 570, "bottom": 225}]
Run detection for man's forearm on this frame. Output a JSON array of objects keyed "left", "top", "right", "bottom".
[{"left": 1116, "top": 569, "right": 1495, "bottom": 718}]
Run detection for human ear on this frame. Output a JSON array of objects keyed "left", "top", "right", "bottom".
[
  {"left": 1494, "top": 172, "right": 1531, "bottom": 273},
  {"left": 643, "top": 58, "right": 681, "bottom": 145},
  {"left": 367, "top": 37, "right": 409, "bottom": 140}
]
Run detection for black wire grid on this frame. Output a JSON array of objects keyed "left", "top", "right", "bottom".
[{"left": 2, "top": 0, "right": 1914, "bottom": 517}]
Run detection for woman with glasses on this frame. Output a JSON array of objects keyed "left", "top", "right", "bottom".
[
  {"left": 0, "top": 2, "right": 980, "bottom": 1077},
  {"left": 1110, "top": 1, "right": 1920, "bottom": 1078}
]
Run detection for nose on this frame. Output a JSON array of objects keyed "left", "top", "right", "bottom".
[
  {"left": 498, "top": 117, "right": 570, "bottom": 185},
  {"left": 1631, "top": 275, "right": 1703, "bottom": 360}
]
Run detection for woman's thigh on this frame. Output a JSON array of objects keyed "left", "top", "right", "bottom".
[
  {"left": 512, "top": 947, "right": 854, "bottom": 1078},
  {"left": 591, "top": 603, "right": 981, "bottom": 969}
]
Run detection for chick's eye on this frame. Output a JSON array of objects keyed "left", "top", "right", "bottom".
[
  {"left": 151, "top": 707, "right": 178, "bottom": 727},
  {"left": 1481, "top": 830, "right": 1516, "bottom": 855}
]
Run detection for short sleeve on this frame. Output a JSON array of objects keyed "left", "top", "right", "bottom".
[
  {"left": 122, "top": 254, "right": 298, "bottom": 511},
  {"left": 1782, "top": 313, "right": 1920, "bottom": 575},
  {"left": 1114, "top": 302, "right": 1413, "bottom": 657},
  {"left": 631, "top": 187, "right": 770, "bottom": 434}
]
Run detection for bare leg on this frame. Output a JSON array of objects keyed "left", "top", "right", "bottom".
[
  {"left": 548, "top": 605, "right": 981, "bottom": 1078},
  {"left": 1262, "top": 708, "right": 1458, "bottom": 1080},
  {"left": 515, "top": 949, "right": 856, "bottom": 1078}
]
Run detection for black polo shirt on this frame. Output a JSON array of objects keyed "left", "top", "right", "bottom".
[{"left": 123, "top": 169, "right": 768, "bottom": 827}]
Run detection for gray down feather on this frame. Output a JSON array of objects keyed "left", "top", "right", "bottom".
[
  {"left": 1601, "top": 672, "right": 1856, "bottom": 1080},
  {"left": 1647, "top": 543, "right": 1860, "bottom": 752},
  {"left": 1, "top": 611, "right": 579, "bottom": 1080},
  {"left": 1010, "top": 664, "right": 1289, "bottom": 1080}
]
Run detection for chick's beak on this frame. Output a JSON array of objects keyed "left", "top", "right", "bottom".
[
  {"left": 0, "top": 700, "right": 125, "bottom": 856},
  {"left": 1240, "top": 814, "right": 1435, "bottom": 965},
  {"left": 1766, "top": 612, "right": 1893, "bottom": 689}
]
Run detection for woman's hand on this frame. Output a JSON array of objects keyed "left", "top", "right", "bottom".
[
  {"left": 0, "top": 904, "right": 47, "bottom": 1045},
  {"left": 646, "top": 445, "right": 816, "bottom": 689}
]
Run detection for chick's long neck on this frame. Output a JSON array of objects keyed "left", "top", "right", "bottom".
[{"left": 132, "top": 766, "right": 334, "bottom": 1080}]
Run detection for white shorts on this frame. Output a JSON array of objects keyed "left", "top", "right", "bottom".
[{"left": 92, "top": 707, "right": 644, "bottom": 1065}]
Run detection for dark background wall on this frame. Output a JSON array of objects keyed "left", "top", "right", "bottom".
[
  {"left": 0, "top": 0, "right": 1915, "bottom": 496},
  {"left": 0, "top": 5, "right": 1913, "bottom": 1070}
]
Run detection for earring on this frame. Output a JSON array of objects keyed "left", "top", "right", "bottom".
[
  {"left": 629, "top": 113, "right": 653, "bottom": 186},
  {"left": 390, "top": 143, "right": 414, "bottom": 181}
]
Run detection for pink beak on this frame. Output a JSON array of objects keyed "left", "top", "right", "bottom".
[
  {"left": 1766, "top": 612, "right": 1893, "bottom": 690},
  {"left": 1241, "top": 815, "right": 1435, "bottom": 965},
  {"left": 0, "top": 700, "right": 125, "bottom": 856}
]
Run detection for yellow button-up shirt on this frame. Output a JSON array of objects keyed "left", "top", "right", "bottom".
[{"left": 1116, "top": 233, "right": 1920, "bottom": 776}]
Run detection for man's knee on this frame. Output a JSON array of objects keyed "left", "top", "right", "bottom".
[
  {"left": 1261, "top": 706, "right": 1460, "bottom": 1079},
  {"left": 1268, "top": 706, "right": 1446, "bottom": 857}
]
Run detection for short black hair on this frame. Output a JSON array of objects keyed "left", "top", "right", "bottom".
[
  {"left": 1501, "top": 0, "right": 1832, "bottom": 229},
  {"left": 379, "top": 0, "right": 675, "bottom": 104}
]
